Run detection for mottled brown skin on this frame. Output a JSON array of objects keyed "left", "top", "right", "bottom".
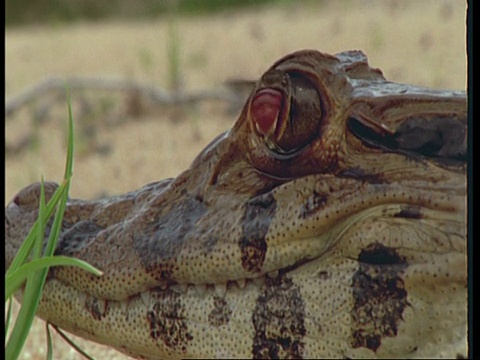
[{"left": 5, "top": 50, "right": 467, "bottom": 359}]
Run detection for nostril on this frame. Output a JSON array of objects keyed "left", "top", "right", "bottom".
[
  {"left": 11, "top": 185, "right": 37, "bottom": 209},
  {"left": 10, "top": 181, "right": 60, "bottom": 211}
]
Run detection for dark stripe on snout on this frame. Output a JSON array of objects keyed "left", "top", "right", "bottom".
[
  {"left": 350, "top": 242, "right": 410, "bottom": 353},
  {"left": 238, "top": 192, "right": 277, "bottom": 273},
  {"left": 133, "top": 194, "right": 208, "bottom": 284},
  {"left": 252, "top": 274, "right": 306, "bottom": 358},
  {"left": 147, "top": 288, "right": 193, "bottom": 352},
  {"left": 55, "top": 220, "right": 105, "bottom": 255}
]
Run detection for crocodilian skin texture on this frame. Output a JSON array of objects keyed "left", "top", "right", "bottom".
[{"left": 5, "top": 50, "right": 467, "bottom": 359}]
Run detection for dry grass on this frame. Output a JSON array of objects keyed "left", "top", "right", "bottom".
[{"left": 5, "top": 0, "right": 467, "bottom": 359}]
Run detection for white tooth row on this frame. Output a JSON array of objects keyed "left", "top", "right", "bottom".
[
  {"left": 172, "top": 276, "right": 267, "bottom": 297},
  {"left": 99, "top": 272, "right": 281, "bottom": 316},
  {"left": 142, "top": 273, "right": 280, "bottom": 300}
]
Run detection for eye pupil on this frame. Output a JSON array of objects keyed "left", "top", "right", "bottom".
[{"left": 251, "top": 88, "right": 283, "bottom": 136}]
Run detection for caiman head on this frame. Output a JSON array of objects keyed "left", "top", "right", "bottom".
[{"left": 5, "top": 50, "right": 467, "bottom": 359}]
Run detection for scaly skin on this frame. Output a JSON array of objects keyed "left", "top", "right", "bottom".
[{"left": 5, "top": 50, "right": 467, "bottom": 359}]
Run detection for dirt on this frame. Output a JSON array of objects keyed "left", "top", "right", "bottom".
[{"left": 5, "top": 0, "right": 467, "bottom": 359}]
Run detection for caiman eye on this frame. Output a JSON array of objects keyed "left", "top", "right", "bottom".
[
  {"left": 250, "top": 73, "right": 322, "bottom": 155},
  {"left": 251, "top": 88, "right": 283, "bottom": 136},
  {"left": 278, "top": 74, "right": 322, "bottom": 152}
]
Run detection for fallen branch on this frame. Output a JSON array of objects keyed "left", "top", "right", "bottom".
[
  {"left": 5, "top": 76, "right": 254, "bottom": 118},
  {"left": 5, "top": 76, "right": 257, "bottom": 156}
]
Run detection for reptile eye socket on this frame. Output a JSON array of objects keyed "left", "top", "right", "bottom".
[
  {"left": 250, "top": 72, "right": 322, "bottom": 155},
  {"left": 276, "top": 73, "right": 322, "bottom": 153}
]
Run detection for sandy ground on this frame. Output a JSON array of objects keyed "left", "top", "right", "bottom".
[{"left": 5, "top": 0, "right": 467, "bottom": 359}]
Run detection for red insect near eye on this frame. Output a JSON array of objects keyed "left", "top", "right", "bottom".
[{"left": 251, "top": 88, "right": 283, "bottom": 136}]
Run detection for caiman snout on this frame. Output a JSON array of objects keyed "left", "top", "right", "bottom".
[{"left": 5, "top": 181, "right": 59, "bottom": 272}]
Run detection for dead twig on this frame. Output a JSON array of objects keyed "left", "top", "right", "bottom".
[
  {"left": 5, "top": 76, "right": 257, "bottom": 157},
  {"left": 5, "top": 76, "right": 249, "bottom": 118}
]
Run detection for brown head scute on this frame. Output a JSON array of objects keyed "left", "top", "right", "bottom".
[
  {"left": 239, "top": 192, "right": 277, "bottom": 273},
  {"left": 350, "top": 242, "right": 410, "bottom": 353},
  {"left": 252, "top": 274, "right": 306, "bottom": 359}
]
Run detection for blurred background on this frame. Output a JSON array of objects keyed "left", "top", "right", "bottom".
[
  {"left": 5, "top": 1, "right": 467, "bottom": 358},
  {"left": 6, "top": 0, "right": 292, "bottom": 27}
]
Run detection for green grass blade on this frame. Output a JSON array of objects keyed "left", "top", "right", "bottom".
[
  {"left": 43, "top": 180, "right": 70, "bottom": 257},
  {"left": 51, "top": 324, "right": 96, "bottom": 360},
  {"left": 64, "top": 90, "right": 74, "bottom": 180},
  {"left": 46, "top": 322, "right": 53, "bottom": 360},
  {"left": 4, "top": 92, "right": 102, "bottom": 360},
  {"left": 33, "top": 178, "right": 46, "bottom": 259},
  {"left": 5, "top": 256, "right": 103, "bottom": 301},
  {"left": 6, "top": 89, "right": 74, "bottom": 276},
  {"left": 5, "top": 185, "right": 68, "bottom": 276},
  {"left": 4, "top": 298, "right": 13, "bottom": 339},
  {"left": 5, "top": 181, "right": 48, "bottom": 360},
  {"left": 38, "top": 86, "right": 75, "bottom": 260}
]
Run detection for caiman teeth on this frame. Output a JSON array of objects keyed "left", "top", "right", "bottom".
[
  {"left": 236, "top": 278, "right": 247, "bottom": 289},
  {"left": 266, "top": 270, "right": 279, "bottom": 278},
  {"left": 140, "top": 291, "right": 151, "bottom": 306},
  {"left": 136, "top": 274, "right": 272, "bottom": 300},
  {"left": 78, "top": 292, "right": 87, "bottom": 304},
  {"left": 214, "top": 283, "right": 227, "bottom": 297},
  {"left": 194, "top": 284, "right": 207, "bottom": 298},
  {"left": 119, "top": 300, "right": 128, "bottom": 314},
  {"left": 159, "top": 282, "right": 168, "bottom": 290},
  {"left": 171, "top": 283, "right": 188, "bottom": 294},
  {"left": 252, "top": 277, "right": 265, "bottom": 288}
]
